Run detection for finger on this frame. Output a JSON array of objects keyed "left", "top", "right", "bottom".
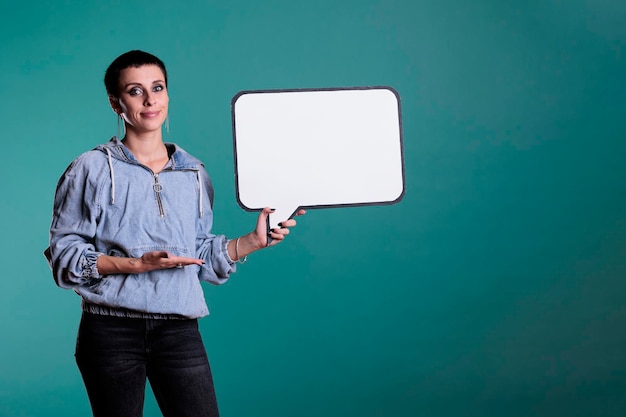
[
  {"left": 261, "top": 207, "right": 275, "bottom": 218},
  {"left": 277, "top": 219, "right": 297, "bottom": 228},
  {"left": 266, "top": 228, "right": 280, "bottom": 243},
  {"left": 268, "top": 228, "right": 288, "bottom": 239},
  {"left": 277, "top": 228, "right": 290, "bottom": 236},
  {"left": 259, "top": 208, "right": 276, "bottom": 247},
  {"left": 180, "top": 257, "right": 205, "bottom": 266},
  {"left": 170, "top": 261, "right": 202, "bottom": 269},
  {"left": 168, "top": 256, "right": 204, "bottom": 267}
]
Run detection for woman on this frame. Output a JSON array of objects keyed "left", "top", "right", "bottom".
[{"left": 45, "top": 50, "right": 304, "bottom": 417}]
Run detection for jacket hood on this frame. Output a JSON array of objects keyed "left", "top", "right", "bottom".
[{"left": 96, "top": 137, "right": 204, "bottom": 170}]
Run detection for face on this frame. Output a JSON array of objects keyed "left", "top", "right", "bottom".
[{"left": 110, "top": 64, "right": 169, "bottom": 135}]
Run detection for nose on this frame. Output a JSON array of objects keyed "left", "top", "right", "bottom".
[{"left": 144, "top": 92, "right": 157, "bottom": 106}]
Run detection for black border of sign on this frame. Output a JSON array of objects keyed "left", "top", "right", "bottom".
[{"left": 231, "top": 86, "right": 406, "bottom": 220}]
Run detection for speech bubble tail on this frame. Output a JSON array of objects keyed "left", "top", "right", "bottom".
[{"left": 267, "top": 207, "right": 297, "bottom": 230}]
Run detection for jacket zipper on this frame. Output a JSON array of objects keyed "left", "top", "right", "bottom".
[{"left": 153, "top": 174, "right": 165, "bottom": 217}]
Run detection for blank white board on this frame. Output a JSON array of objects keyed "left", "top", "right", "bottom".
[{"left": 231, "top": 87, "right": 405, "bottom": 229}]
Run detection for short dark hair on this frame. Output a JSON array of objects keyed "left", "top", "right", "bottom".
[{"left": 104, "top": 50, "right": 168, "bottom": 98}]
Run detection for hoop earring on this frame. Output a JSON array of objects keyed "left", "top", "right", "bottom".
[
  {"left": 117, "top": 114, "right": 126, "bottom": 139},
  {"left": 165, "top": 116, "right": 170, "bottom": 135}
]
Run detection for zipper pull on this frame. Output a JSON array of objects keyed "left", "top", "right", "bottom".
[
  {"left": 153, "top": 174, "right": 165, "bottom": 217},
  {"left": 153, "top": 174, "right": 163, "bottom": 193}
]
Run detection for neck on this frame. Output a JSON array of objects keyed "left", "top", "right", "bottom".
[
  {"left": 122, "top": 126, "right": 163, "bottom": 144},
  {"left": 122, "top": 130, "right": 169, "bottom": 172}
]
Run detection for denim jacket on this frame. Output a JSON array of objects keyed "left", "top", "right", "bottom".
[{"left": 45, "top": 137, "right": 236, "bottom": 318}]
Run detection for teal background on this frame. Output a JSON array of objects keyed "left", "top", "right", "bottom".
[{"left": 1, "top": 1, "right": 625, "bottom": 416}]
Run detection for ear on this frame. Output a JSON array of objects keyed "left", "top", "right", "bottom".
[{"left": 108, "top": 95, "right": 122, "bottom": 115}]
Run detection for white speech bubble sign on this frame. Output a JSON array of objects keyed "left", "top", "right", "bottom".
[{"left": 231, "top": 87, "right": 405, "bottom": 230}]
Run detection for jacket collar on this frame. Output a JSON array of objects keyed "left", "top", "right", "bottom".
[{"left": 97, "top": 137, "right": 204, "bottom": 170}]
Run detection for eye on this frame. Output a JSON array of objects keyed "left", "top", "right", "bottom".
[
  {"left": 153, "top": 84, "right": 165, "bottom": 92},
  {"left": 128, "top": 87, "right": 143, "bottom": 96}
]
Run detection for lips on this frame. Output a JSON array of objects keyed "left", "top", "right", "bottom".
[{"left": 141, "top": 111, "right": 161, "bottom": 118}]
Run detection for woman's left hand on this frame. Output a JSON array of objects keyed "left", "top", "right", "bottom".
[
  {"left": 228, "top": 207, "right": 306, "bottom": 262},
  {"left": 255, "top": 207, "right": 306, "bottom": 247}
]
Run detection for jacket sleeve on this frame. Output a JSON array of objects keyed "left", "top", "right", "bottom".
[
  {"left": 44, "top": 155, "right": 104, "bottom": 289},
  {"left": 195, "top": 166, "right": 236, "bottom": 285}
]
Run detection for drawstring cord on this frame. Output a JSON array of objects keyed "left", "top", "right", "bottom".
[
  {"left": 197, "top": 170, "right": 204, "bottom": 217},
  {"left": 106, "top": 148, "right": 115, "bottom": 204}
]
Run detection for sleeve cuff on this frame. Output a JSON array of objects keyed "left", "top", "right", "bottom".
[
  {"left": 82, "top": 251, "right": 103, "bottom": 279},
  {"left": 224, "top": 239, "right": 236, "bottom": 265}
]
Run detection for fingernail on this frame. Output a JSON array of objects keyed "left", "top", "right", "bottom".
[{"left": 277, "top": 222, "right": 283, "bottom": 227}]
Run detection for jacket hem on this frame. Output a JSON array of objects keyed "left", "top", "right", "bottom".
[{"left": 81, "top": 300, "right": 188, "bottom": 320}]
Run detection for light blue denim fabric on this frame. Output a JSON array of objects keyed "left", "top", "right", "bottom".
[{"left": 45, "top": 137, "right": 236, "bottom": 319}]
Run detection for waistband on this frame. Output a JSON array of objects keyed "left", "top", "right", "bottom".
[{"left": 81, "top": 300, "right": 187, "bottom": 320}]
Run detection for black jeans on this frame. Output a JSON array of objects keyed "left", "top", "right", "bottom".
[{"left": 75, "top": 312, "right": 219, "bottom": 417}]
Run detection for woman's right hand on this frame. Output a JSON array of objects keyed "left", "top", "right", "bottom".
[
  {"left": 97, "top": 252, "right": 204, "bottom": 275},
  {"left": 139, "top": 251, "right": 205, "bottom": 271}
]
